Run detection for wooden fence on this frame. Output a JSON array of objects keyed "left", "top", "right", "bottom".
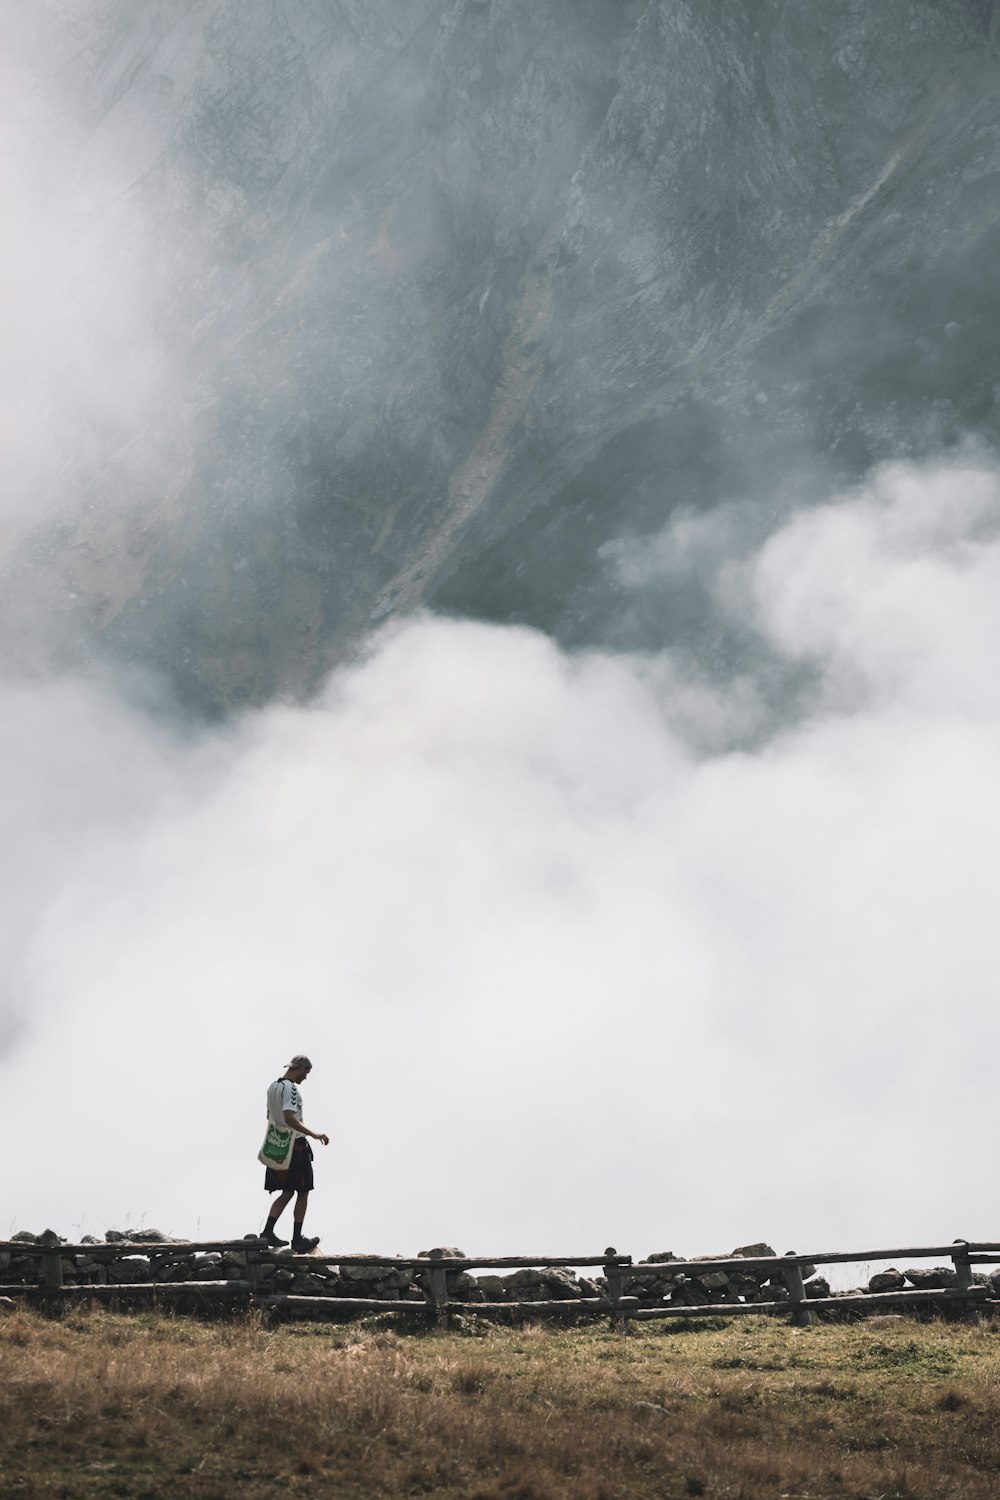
[{"left": 1, "top": 1237, "right": 998, "bottom": 1328}]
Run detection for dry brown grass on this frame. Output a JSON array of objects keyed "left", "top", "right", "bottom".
[{"left": 1, "top": 1305, "right": 999, "bottom": 1498}]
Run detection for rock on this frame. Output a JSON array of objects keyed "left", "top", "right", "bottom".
[
  {"left": 447, "top": 1271, "right": 480, "bottom": 1296},
  {"left": 0, "top": 1298, "right": 16, "bottom": 1314},
  {"left": 475, "top": 1276, "right": 507, "bottom": 1300},
  {"left": 500, "top": 1269, "right": 543, "bottom": 1293},
  {"left": 868, "top": 1269, "right": 906, "bottom": 1294},
  {"left": 10, "top": 1232, "right": 38, "bottom": 1244},
  {"left": 671, "top": 1284, "right": 709, "bottom": 1307},
  {"left": 728, "top": 1274, "right": 764, "bottom": 1299},
  {"left": 540, "top": 1267, "right": 581, "bottom": 1299},
  {"left": 291, "top": 1273, "right": 329, "bottom": 1295},
  {"left": 693, "top": 1272, "right": 730, "bottom": 1293},
  {"left": 633, "top": 1401, "right": 670, "bottom": 1416},
  {"left": 418, "top": 1247, "right": 466, "bottom": 1260},
  {"left": 805, "top": 1276, "right": 831, "bottom": 1299},
  {"left": 81, "top": 1235, "right": 101, "bottom": 1246},
  {"left": 343, "top": 1264, "right": 413, "bottom": 1293},
  {"left": 112, "top": 1258, "right": 152, "bottom": 1284},
  {"left": 903, "top": 1267, "right": 957, "bottom": 1289},
  {"left": 732, "top": 1244, "right": 776, "bottom": 1261},
  {"left": 38, "top": 1229, "right": 64, "bottom": 1247},
  {"left": 643, "top": 1251, "right": 680, "bottom": 1264},
  {"left": 105, "top": 1228, "right": 175, "bottom": 1244}
]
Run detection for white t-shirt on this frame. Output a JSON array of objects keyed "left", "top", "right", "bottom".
[{"left": 267, "top": 1078, "right": 303, "bottom": 1138}]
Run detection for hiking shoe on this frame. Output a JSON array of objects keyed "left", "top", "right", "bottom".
[
  {"left": 260, "top": 1230, "right": 288, "bottom": 1247},
  {"left": 292, "top": 1235, "right": 320, "bottom": 1253}
]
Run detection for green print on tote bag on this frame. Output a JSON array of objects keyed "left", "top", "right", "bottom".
[{"left": 258, "top": 1122, "right": 295, "bottom": 1169}]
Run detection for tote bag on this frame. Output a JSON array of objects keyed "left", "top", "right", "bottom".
[{"left": 258, "top": 1122, "right": 295, "bottom": 1170}]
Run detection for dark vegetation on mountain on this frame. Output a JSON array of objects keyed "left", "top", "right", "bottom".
[{"left": 6, "top": 2, "right": 1000, "bottom": 711}]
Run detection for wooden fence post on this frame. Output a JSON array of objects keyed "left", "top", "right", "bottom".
[
  {"left": 604, "top": 1248, "right": 627, "bottom": 1334},
  {"left": 782, "top": 1256, "right": 814, "bottom": 1327},
  {"left": 951, "top": 1242, "right": 977, "bottom": 1319},
  {"left": 428, "top": 1250, "right": 449, "bottom": 1329},
  {"left": 41, "top": 1247, "right": 64, "bottom": 1306}
]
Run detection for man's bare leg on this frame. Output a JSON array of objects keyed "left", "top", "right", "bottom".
[
  {"left": 270, "top": 1189, "right": 294, "bottom": 1222},
  {"left": 262, "top": 1188, "right": 294, "bottom": 1243},
  {"left": 292, "top": 1190, "right": 319, "bottom": 1250}
]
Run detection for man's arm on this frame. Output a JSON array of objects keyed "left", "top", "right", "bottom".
[{"left": 283, "top": 1109, "right": 329, "bottom": 1146}]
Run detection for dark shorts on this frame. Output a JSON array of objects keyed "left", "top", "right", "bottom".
[{"left": 264, "top": 1136, "right": 314, "bottom": 1194}]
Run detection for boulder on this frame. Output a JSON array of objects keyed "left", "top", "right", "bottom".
[
  {"left": 671, "top": 1284, "right": 709, "bottom": 1306},
  {"left": 343, "top": 1265, "right": 413, "bottom": 1292},
  {"left": 418, "top": 1247, "right": 466, "bottom": 1260},
  {"left": 10, "top": 1231, "right": 38, "bottom": 1243},
  {"left": 0, "top": 1297, "right": 15, "bottom": 1314},
  {"left": 447, "top": 1271, "right": 481, "bottom": 1298},
  {"left": 903, "top": 1266, "right": 957, "bottom": 1289},
  {"left": 805, "top": 1276, "right": 831, "bottom": 1299},
  {"left": 500, "top": 1268, "right": 544, "bottom": 1294},
  {"left": 540, "top": 1267, "right": 582, "bottom": 1299},
  {"left": 868, "top": 1269, "right": 906, "bottom": 1294},
  {"left": 728, "top": 1274, "right": 765, "bottom": 1300},
  {"left": 732, "top": 1243, "right": 776, "bottom": 1261},
  {"left": 105, "top": 1228, "right": 175, "bottom": 1244},
  {"left": 693, "top": 1271, "right": 730, "bottom": 1293},
  {"left": 475, "top": 1275, "right": 507, "bottom": 1300},
  {"left": 113, "top": 1258, "right": 153, "bottom": 1284},
  {"left": 291, "top": 1272, "right": 329, "bottom": 1295}
]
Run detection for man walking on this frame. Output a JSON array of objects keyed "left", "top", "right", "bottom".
[{"left": 260, "top": 1055, "right": 329, "bottom": 1250}]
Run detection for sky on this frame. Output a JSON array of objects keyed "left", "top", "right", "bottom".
[
  {"left": 3, "top": 458, "right": 1000, "bottom": 1265},
  {"left": 2, "top": 3, "right": 999, "bottom": 1272}
]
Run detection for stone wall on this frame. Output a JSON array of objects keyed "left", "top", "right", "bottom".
[{"left": 3, "top": 1231, "right": 997, "bottom": 1313}]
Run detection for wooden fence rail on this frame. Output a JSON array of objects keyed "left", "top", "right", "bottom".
[{"left": 1, "top": 1236, "right": 997, "bottom": 1329}]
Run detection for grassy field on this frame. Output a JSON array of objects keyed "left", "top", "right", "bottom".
[{"left": 1, "top": 1304, "right": 999, "bottom": 1499}]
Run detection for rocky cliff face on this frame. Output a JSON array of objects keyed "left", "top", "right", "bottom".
[{"left": 4, "top": 1, "right": 1000, "bottom": 710}]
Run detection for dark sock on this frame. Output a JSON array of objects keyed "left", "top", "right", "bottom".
[{"left": 265, "top": 1215, "right": 280, "bottom": 1235}]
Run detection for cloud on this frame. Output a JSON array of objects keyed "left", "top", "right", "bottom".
[
  {"left": 2, "top": 459, "right": 998, "bottom": 1263},
  {"left": 0, "top": 11, "right": 183, "bottom": 536}
]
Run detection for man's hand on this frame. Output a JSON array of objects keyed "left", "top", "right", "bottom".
[{"left": 283, "top": 1109, "right": 330, "bottom": 1145}]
